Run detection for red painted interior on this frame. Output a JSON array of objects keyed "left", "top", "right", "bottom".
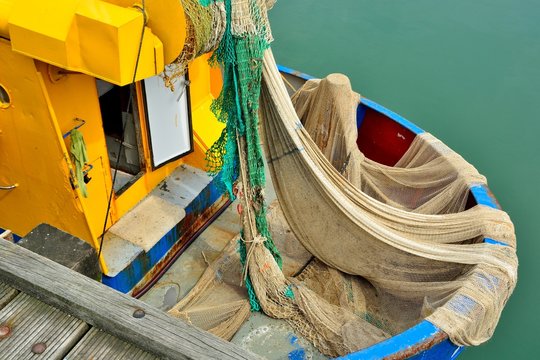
[
  {"left": 357, "top": 108, "right": 415, "bottom": 166},
  {"left": 357, "top": 107, "right": 476, "bottom": 208}
]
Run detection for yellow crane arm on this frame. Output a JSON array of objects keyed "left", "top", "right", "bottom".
[{"left": 0, "top": 0, "right": 186, "bottom": 86}]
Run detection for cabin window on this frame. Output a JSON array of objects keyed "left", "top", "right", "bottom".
[
  {"left": 96, "top": 79, "right": 145, "bottom": 195},
  {"left": 0, "top": 84, "right": 10, "bottom": 108},
  {"left": 142, "top": 74, "right": 193, "bottom": 169}
]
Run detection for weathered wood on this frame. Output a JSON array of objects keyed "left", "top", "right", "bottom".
[
  {"left": 65, "top": 327, "right": 158, "bottom": 360},
  {"left": 0, "top": 239, "right": 258, "bottom": 360},
  {"left": 0, "top": 292, "right": 88, "bottom": 359},
  {"left": 0, "top": 229, "right": 12, "bottom": 240},
  {"left": 0, "top": 281, "right": 18, "bottom": 309}
]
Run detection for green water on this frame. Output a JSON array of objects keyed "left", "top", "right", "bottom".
[{"left": 269, "top": 1, "right": 538, "bottom": 358}]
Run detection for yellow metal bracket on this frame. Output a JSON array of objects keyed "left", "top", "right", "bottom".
[{"left": 1, "top": 0, "right": 186, "bottom": 85}]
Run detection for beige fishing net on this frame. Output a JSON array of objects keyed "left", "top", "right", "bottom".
[
  {"left": 167, "top": 1, "right": 517, "bottom": 357},
  {"left": 162, "top": 0, "right": 226, "bottom": 89},
  {"left": 169, "top": 202, "right": 313, "bottom": 341},
  {"left": 258, "top": 49, "right": 517, "bottom": 353},
  {"left": 291, "top": 74, "right": 484, "bottom": 214}
]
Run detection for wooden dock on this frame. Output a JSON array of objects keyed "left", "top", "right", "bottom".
[{"left": 0, "top": 239, "right": 258, "bottom": 359}]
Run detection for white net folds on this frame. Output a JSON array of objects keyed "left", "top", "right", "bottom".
[{"left": 258, "top": 49, "right": 517, "bottom": 353}]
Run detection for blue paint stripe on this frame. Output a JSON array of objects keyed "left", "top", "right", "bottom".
[
  {"left": 338, "top": 321, "right": 452, "bottom": 360},
  {"left": 102, "top": 175, "right": 225, "bottom": 293},
  {"left": 277, "top": 64, "right": 316, "bottom": 80},
  {"left": 356, "top": 104, "right": 367, "bottom": 129},
  {"left": 484, "top": 238, "right": 508, "bottom": 246},
  {"left": 408, "top": 339, "right": 464, "bottom": 360},
  {"left": 469, "top": 185, "right": 500, "bottom": 209},
  {"left": 361, "top": 97, "right": 425, "bottom": 135}
]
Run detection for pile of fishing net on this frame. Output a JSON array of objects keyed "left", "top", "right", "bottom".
[{"left": 168, "top": 0, "right": 518, "bottom": 357}]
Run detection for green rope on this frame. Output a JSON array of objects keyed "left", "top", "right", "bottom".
[{"left": 198, "top": 0, "right": 215, "bottom": 6}]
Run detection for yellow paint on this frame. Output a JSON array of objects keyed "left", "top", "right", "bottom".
[
  {"left": 111, "top": 55, "right": 224, "bottom": 224},
  {"left": 0, "top": 0, "right": 11, "bottom": 38},
  {"left": 5, "top": 0, "right": 170, "bottom": 85},
  {"left": 37, "top": 62, "right": 115, "bottom": 249},
  {"left": 209, "top": 59, "right": 223, "bottom": 100},
  {"left": 187, "top": 54, "right": 225, "bottom": 150},
  {"left": 106, "top": 0, "right": 186, "bottom": 64},
  {"left": 0, "top": 0, "right": 223, "bottom": 276},
  {"left": 0, "top": 39, "right": 93, "bottom": 243}
]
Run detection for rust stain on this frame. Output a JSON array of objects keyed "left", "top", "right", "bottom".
[
  {"left": 384, "top": 331, "right": 447, "bottom": 360},
  {"left": 131, "top": 195, "right": 231, "bottom": 298}
]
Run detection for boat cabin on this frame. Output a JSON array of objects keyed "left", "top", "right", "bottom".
[{"left": 0, "top": 0, "right": 225, "bottom": 294}]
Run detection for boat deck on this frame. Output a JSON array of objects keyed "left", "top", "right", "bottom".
[
  {"left": 140, "top": 162, "right": 327, "bottom": 360},
  {"left": 0, "top": 240, "right": 256, "bottom": 360}
]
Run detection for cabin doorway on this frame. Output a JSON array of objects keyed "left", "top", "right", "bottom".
[{"left": 96, "top": 80, "right": 145, "bottom": 195}]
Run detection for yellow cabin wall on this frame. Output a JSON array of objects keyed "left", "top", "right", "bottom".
[
  {"left": 187, "top": 54, "right": 225, "bottom": 152},
  {"left": 37, "top": 62, "right": 115, "bottom": 247},
  {"left": 0, "top": 39, "right": 93, "bottom": 241},
  {"left": 0, "top": 33, "right": 224, "bottom": 262}
]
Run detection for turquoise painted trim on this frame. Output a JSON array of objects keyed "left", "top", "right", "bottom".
[
  {"left": 360, "top": 97, "right": 425, "bottom": 135},
  {"left": 277, "top": 64, "right": 316, "bottom": 80},
  {"left": 102, "top": 174, "right": 225, "bottom": 293}
]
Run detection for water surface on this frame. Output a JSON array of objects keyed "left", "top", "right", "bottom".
[{"left": 270, "top": 1, "right": 539, "bottom": 358}]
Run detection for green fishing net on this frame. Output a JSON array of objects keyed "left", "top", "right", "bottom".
[{"left": 204, "top": 0, "right": 282, "bottom": 311}]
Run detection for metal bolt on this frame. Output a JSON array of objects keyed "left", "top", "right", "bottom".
[
  {"left": 31, "top": 342, "right": 47, "bottom": 354},
  {"left": 133, "top": 308, "right": 146, "bottom": 318},
  {"left": 0, "top": 325, "right": 11, "bottom": 338}
]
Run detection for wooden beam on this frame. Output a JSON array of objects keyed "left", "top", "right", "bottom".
[{"left": 0, "top": 239, "right": 258, "bottom": 360}]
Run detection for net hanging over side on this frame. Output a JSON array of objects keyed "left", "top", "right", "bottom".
[
  {"left": 166, "top": 1, "right": 517, "bottom": 357},
  {"left": 260, "top": 49, "right": 517, "bottom": 353},
  {"left": 291, "top": 74, "right": 483, "bottom": 215}
]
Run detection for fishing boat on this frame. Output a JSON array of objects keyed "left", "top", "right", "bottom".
[
  {"left": 0, "top": 1, "right": 516, "bottom": 359},
  {"left": 276, "top": 66, "right": 507, "bottom": 359}
]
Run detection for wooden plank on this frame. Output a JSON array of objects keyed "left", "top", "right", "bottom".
[
  {"left": 0, "top": 237, "right": 258, "bottom": 360},
  {"left": 65, "top": 327, "right": 157, "bottom": 360},
  {"left": 0, "top": 281, "right": 18, "bottom": 309},
  {"left": 0, "top": 292, "right": 88, "bottom": 359}
]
